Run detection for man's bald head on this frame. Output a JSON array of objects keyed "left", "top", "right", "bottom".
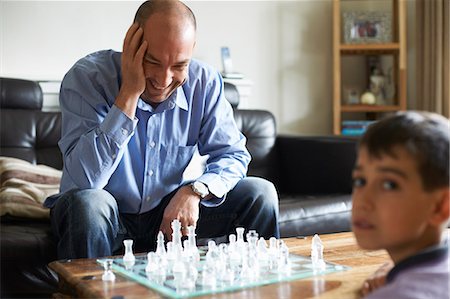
[{"left": 134, "top": 0, "right": 197, "bottom": 30}]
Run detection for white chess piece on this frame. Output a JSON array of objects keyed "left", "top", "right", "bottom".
[
  {"left": 155, "top": 231, "right": 166, "bottom": 257},
  {"left": 311, "top": 234, "right": 326, "bottom": 270},
  {"left": 146, "top": 252, "right": 159, "bottom": 273},
  {"left": 186, "top": 225, "right": 200, "bottom": 264},
  {"left": 171, "top": 219, "right": 183, "bottom": 258},
  {"left": 277, "top": 240, "right": 291, "bottom": 273},
  {"left": 101, "top": 259, "right": 116, "bottom": 281},
  {"left": 123, "top": 239, "right": 136, "bottom": 269}
]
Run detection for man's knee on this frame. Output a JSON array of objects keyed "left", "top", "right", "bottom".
[
  {"left": 235, "top": 177, "right": 279, "bottom": 210},
  {"left": 53, "top": 189, "right": 118, "bottom": 227}
]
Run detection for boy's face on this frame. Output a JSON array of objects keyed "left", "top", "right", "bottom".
[{"left": 351, "top": 146, "right": 443, "bottom": 262}]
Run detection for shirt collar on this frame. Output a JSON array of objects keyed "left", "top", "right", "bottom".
[
  {"left": 387, "top": 241, "right": 449, "bottom": 283},
  {"left": 137, "top": 86, "right": 188, "bottom": 113}
]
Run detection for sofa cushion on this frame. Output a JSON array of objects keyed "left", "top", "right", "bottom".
[
  {"left": 278, "top": 194, "right": 352, "bottom": 237},
  {"left": 0, "top": 218, "right": 58, "bottom": 298},
  {"left": 0, "top": 157, "right": 61, "bottom": 219}
]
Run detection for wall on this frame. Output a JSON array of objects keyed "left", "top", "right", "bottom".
[{"left": 0, "top": 0, "right": 415, "bottom": 135}]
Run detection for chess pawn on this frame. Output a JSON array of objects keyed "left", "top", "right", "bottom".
[
  {"left": 172, "top": 260, "right": 187, "bottom": 285},
  {"left": 166, "top": 242, "right": 176, "bottom": 275},
  {"left": 101, "top": 259, "right": 116, "bottom": 281},
  {"left": 146, "top": 252, "right": 159, "bottom": 273},
  {"left": 228, "top": 234, "right": 237, "bottom": 251},
  {"left": 311, "top": 234, "right": 326, "bottom": 271},
  {"left": 228, "top": 234, "right": 241, "bottom": 269},
  {"left": 236, "top": 227, "right": 245, "bottom": 249},
  {"left": 186, "top": 263, "right": 198, "bottom": 289},
  {"left": 221, "top": 266, "right": 235, "bottom": 285},
  {"left": 257, "top": 237, "right": 269, "bottom": 270},
  {"left": 268, "top": 237, "right": 278, "bottom": 270},
  {"left": 216, "top": 244, "right": 228, "bottom": 281},
  {"left": 186, "top": 226, "right": 200, "bottom": 264},
  {"left": 146, "top": 252, "right": 167, "bottom": 284},
  {"left": 200, "top": 263, "right": 217, "bottom": 289},
  {"left": 246, "top": 230, "right": 259, "bottom": 247},
  {"left": 277, "top": 241, "right": 291, "bottom": 273},
  {"left": 205, "top": 240, "right": 218, "bottom": 267}
]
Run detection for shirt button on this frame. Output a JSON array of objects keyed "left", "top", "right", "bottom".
[
  {"left": 112, "top": 154, "right": 117, "bottom": 159},
  {"left": 147, "top": 170, "right": 154, "bottom": 176},
  {"left": 169, "top": 102, "right": 175, "bottom": 109},
  {"left": 121, "top": 128, "right": 128, "bottom": 135},
  {"left": 146, "top": 196, "right": 151, "bottom": 202},
  {"left": 149, "top": 141, "right": 156, "bottom": 148}
]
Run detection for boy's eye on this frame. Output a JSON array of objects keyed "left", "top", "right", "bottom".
[
  {"left": 352, "top": 177, "right": 366, "bottom": 188},
  {"left": 382, "top": 180, "right": 398, "bottom": 190}
]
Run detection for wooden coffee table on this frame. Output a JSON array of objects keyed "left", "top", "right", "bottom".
[{"left": 49, "top": 232, "right": 389, "bottom": 298}]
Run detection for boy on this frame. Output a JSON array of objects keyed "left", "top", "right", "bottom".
[{"left": 351, "top": 111, "right": 449, "bottom": 299}]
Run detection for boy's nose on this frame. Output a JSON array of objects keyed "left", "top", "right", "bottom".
[{"left": 352, "top": 189, "right": 375, "bottom": 211}]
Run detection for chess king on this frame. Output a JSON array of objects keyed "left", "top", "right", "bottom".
[{"left": 44, "top": 0, "right": 280, "bottom": 259}]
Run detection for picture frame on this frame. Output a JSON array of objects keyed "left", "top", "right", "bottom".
[
  {"left": 342, "top": 86, "right": 361, "bottom": 105},
  {"left": 343, "top": 11, "right": 392, "bottom": 44}
]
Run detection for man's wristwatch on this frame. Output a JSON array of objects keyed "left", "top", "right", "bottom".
[{"left": 190, "top": 181, "right": 209, "bottom": 199}]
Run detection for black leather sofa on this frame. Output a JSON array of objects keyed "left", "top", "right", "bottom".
[{"left": 0, "top": 77, "right": 357, "bottom": 298}]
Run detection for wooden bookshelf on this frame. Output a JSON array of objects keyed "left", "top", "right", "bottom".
[{"left": 332, "top": 0, "right": 407, "bottom": 135}]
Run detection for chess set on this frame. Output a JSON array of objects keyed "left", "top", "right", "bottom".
[{"left": 97, "top": 220, "right": 350, "bottom": 298}]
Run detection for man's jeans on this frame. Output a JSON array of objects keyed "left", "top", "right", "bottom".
[{"left": 50, "top": 177, "right": 280, "bottom": 259}]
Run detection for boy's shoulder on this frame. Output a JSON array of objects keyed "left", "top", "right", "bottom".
[{"left": 366, "top": 246, "right": 449, "bottom": 299}]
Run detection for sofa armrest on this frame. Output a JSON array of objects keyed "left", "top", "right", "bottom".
[{"left": 276, "top": 135, "right": 358, "bottom": 195}]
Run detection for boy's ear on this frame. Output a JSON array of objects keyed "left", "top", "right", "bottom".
[{"left": 428, "top": 188, "right": 450, "bottom": 227}]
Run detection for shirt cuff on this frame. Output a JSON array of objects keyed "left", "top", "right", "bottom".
[
  {"left": 197, "top": 173, "right": 230, "bottom": 207},
  {"left": 99, "top": 105, "right": 138, "bottom": 145},
  {"left": 198, "top": 173, "right": 228, "bottom": 198}
]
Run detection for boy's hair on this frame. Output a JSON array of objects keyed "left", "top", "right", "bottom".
[{"left": 359, "top": 111, "right": 449, "bottom": 191}]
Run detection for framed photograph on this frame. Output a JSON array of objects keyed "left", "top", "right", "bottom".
[
  {"left": 342, "top": 86, "right": 361, "bottom": 105},
  {"left": 343, "top": 11, "right": 392, "bottom": 44}
]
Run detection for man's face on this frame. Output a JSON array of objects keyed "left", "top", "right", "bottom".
[
  {"left": 351, "top": 146, "right": 441, "bottom": 262},
  {"left": 140, "top": 15, "right": 195, "bottom": 105}
]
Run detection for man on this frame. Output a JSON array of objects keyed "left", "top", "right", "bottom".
[{"left": 44, "top": 0, "right": 279, "bottom": 259}]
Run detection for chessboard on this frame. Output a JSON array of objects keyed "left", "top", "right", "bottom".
[{"left": 97, "top": 249, "right": 349, "bottom": 299}]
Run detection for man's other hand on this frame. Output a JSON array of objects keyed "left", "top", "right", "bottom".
[{"left": 159, "top": 185, "right": 201, "bottom": 240}]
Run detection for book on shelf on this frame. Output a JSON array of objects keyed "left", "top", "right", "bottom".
[{"left": 341, "top": 120, "right": 376, "bottom": 136}]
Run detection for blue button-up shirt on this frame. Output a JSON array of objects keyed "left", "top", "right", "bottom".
[{"left": 44, "top": 50, "right": 250, "bottom": 214}]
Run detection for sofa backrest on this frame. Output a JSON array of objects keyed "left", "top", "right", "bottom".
[
  {"left": 0, "top": 78, "right": 277, "bottom": 181},
  {"left": 224, "top": 82, "right": 278, "bottom": 182},
  {"left": 0, "top": 78, "right": 63, "bottom": 170}
]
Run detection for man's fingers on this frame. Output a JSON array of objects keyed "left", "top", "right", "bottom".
[
  {"left": 136, "top": 40, "right": 148, "bottom": 62},
  {"left": 123, "top": 23, "right": 139, "bottom": 50},
  {"left": 128, "top": 27, "right": 144, "bottom": 56}
]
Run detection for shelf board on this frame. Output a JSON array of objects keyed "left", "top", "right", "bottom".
[
  {"left": 341, "top": 104, "right": 402, "bottom": 112},
  {"left": 340, "top": 43, "right": 400, "bottom": 55}
]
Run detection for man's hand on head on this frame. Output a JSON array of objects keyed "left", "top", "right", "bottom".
[
  {"left": 159, "top": 185, "right": 201, "bottom": 241},
  {"left": 115, "top": 23, "right": 147, "bottom": 119}
]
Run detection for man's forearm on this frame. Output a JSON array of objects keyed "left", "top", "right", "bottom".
[{"left": 60, "top": 105, "right": 136, "bottom": 189}]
